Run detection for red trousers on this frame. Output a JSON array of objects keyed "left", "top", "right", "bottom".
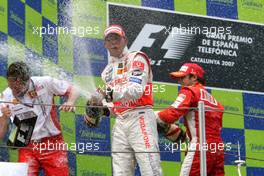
[
  {"left": 181, "top": 150, "right": 224, "bottom": 176},
  {"left": 18, "top": 134, "right": 69, "bottom": 176}
]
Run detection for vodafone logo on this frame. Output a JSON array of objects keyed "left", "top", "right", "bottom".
[{"left": 129, "top": 23, "right": 194, "bottom": 66}]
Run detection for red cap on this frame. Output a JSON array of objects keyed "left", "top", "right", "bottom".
[
  {"left": 104, "top": 25, "right": 126, "bottom": 38},
  {"left": 170, "top": 63, "right": 205, "bottom": 79}
]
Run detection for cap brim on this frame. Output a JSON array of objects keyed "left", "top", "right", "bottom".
[
  {"left": 104, "top": 31, "right": 123, "bottom": 38},
  {"left": 104, "top": 29, "right": 125, "bottom": 39},
  {"left": 169, "top": 71, "right": 187, "bottom": 78}
]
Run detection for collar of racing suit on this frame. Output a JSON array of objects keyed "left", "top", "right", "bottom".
[
  {"left": 194, "top": 82, "right": 203, "bottom": 88},
  {"left": 109, "top": 46, "right": 129, "bottom": 63}
]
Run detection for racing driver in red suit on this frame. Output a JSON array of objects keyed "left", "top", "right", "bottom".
[{"left": 156, "top": 63, "right": 225, "bottom": 176}]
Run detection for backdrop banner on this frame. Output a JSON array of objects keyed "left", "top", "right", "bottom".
[{"left": 108, "top": 4, "right": 264, "bottom": 93}]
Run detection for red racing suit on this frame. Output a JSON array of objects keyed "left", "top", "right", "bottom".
[{"left": 158, "top": 83, "right": 224, "bottom": 176}]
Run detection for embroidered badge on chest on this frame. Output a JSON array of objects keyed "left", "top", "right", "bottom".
[{"left": 117, "top": 62, "right": 127, "bottom": 74}]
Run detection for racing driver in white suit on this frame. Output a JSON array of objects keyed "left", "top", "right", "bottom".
[{"left": 84, "top": 25, "right": 162, "bottom": 176}]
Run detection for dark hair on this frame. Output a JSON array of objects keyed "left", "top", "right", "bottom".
[
  {"left": 7, "top": 61, "right": 31, "bottom": 82},
  {"left": 189, "top": 74, "right": 206, "bottom": 85},
  {"left": 197, "top": 77, "right": 206, "bottom": 85}
]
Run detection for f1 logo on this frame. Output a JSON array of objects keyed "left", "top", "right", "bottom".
[
  {"left": 129, "top": 23, "right": 194, "bottom": 60},
  {"left": 129, "top": 24, "right": 165, "bottom": 52}
]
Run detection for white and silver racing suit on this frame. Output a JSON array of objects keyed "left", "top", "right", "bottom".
[{"left": 97, "top": 48, "right": 162, "bottom": 176}]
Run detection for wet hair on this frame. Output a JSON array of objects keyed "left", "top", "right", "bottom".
[
  {"left": 7, "top": 61, "right": 31, "bottom": 83},
  {"left": 189, "top": 74, "right": 206, "bottom": 85}
]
